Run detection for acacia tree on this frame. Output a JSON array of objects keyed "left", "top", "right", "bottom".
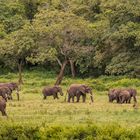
[
  {"left": 33, "top": 9, "right": 93, "bottom": 85},
  {"left": 0, "top": 23, "right": 37, "bottom": 84}
]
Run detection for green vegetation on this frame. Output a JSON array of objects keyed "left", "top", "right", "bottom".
[
  {"left": 0, "top": 0, "right": 140, "bottom": 139},
  {"left": 0, "top": 70, "right": 140, "bottom": 139},
  {"left": 0, "top": 0, "right": 140, "bottom": 84}
]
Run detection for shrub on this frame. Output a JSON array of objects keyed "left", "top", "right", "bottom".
[{"left": 0, "top": 124, "right": 140, "bottom": 140}]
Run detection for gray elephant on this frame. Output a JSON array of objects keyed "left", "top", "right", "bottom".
[
  {"left": 126, "top": 89, "right": 137, "bottom": 104},
  {"left": 119, "top": 90, "right": 131, "bottom": 104},
  {"left": 0, "top": 86, "right": 12, "bottom": 101},
  {"left": 108, "top": 88, "right": 137, "bottom": 106},
  {"left": 0, "top": 82, "right": 20, "bottom": 100},
  {"left": 0, "top": 98, "right": 7, "bottom": 116},
  {"left": 108, "top": 89, "right": 121, "bottom": 103},
  {"left": 66, "top": 84, "right": 93, "bottom": 103},
  {"left": 42, "top": 86, "right": 63, "bottom": 100}
]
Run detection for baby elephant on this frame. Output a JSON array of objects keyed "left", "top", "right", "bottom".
[
  {"left": 42, "top": 86, "right": 63, "bottom": 100},
  {"left": 0, "top": 98, "right": 7, "bottom": 116}
]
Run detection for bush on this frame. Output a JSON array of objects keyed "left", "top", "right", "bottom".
[{"left": 0, "top": 124, "right": 140, "bottom": 140}]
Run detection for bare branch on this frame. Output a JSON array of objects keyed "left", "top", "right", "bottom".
[
  {"left": 60, "top": 48, "right": 65, "bottom": 56},
  {"left": 56, "top": 57, "right": 62, "bottom": 67}
]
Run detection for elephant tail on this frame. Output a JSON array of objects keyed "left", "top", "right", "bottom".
[{"left": 64, "top": 90, "right": 68, "bottom": 102}]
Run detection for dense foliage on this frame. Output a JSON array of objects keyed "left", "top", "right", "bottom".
[{"left": 0, "top": 0, "right": 140, "bottom": 78}]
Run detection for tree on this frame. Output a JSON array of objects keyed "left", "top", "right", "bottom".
[
  {"left": 0, "top": 0, "right": 26, "bottom": 34},
  {"left": 0, "top": 23, "right": 37, "bottom": 84},
  {"left": 33, "top": 9, "right": 93, "bottom": 84}
]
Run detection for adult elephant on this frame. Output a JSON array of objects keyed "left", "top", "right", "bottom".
[
  {"left": 108, "top": 88, "right": 137, "bottom": 106},
  {"left": 0, "top": 86, "right": 11, "bottom": 101},
  {"left": 0, "top": 82, "right": 20, "bottom": 100},
  {"left": 108, "top": 89, "right": 121, "bottom": 103},
  {"left": 119, "top": 90, "right": 131, "bottom": 104},
  {"left": 66, "top": 84, "right": 93, "bottom": 103},
  {"left": 126, "top": 89, "right": 137, "bottom": 104},
  {"left": 42, "top": 86, "right": 64, "bottom": 100},
  {"left": 0, "top": 98, "right": 7, "bottom": 116}
]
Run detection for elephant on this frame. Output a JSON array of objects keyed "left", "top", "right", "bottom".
[
  {"left": 42, "top": 86, "right": 64, "bottom": 100},
  {"left": 119, "top": 90, "right": 131, "bottom": 104},
  {"left": 126, "top": 88, "right": 137, "bottom": 104},
  {"left": 0, "top": 98, "right": 7, "bottom": 116},
  {"left": 0, "top": 86, "right": 12, "bottom": 101},
  {"left": 108, "top": 89, "right": 121, "bottom": 103},
  {"left": 0, "top": 82, "right": 20, "bottom": 100},
  {"left": 108, "top": 88, "right": 137, "bottom": 106},
  {"left": 66, "top": 84, "right": 93, "bottom": 103}
]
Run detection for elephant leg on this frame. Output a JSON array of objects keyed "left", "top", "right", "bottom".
[
  {"left": 117, "top": 97, "right": 120, "bottom": 103},
  {"left": 72, "top": 96, "right": 74, "bottom": 103},
  {"left": 121, "top": 97, "right": 125, "bottom": 104},
  {"left": 1, "top": 109, "right": 7, "bottom": 116},
  {"left": 43, "top": 95, "right": 46, "bottom": 100},
  {"left": 68, "top": 95, "right": 71, "bottom": 102},
  {"left": 8, "top": 94, "right": 13, "bottom": 100},
  {"left": 53, "top": 93, "right": 57, "bottom": 99},
  {"left": 125, "top": 99, "right": 127, "bottom": 103},
  {"left": 133, "top": 96, "right": 137, "bottom": 103},
  {"left": 56, "top": 93, "right": 59, "bottom": 99},
  {"left": 128, "top": 98, "right": 131, "bottom": 103},
  {"left": 82, "top": 95, "right": 86, "bottom": 103},
  {"left": 126, "top": 99, "right": 129, "bottom": 104},
  {"left": 10, "top": 94, "right": 13, "bottom": 100},
  {"left": 76, "top": 95, "right": 80, "bottom": 102},
  {"left": 119, "top": 96, "right": 122, "bottom": 104}
]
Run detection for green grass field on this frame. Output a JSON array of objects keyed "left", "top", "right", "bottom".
[{"left": 0, "top": 69, "right": 140, "bottom": 139}]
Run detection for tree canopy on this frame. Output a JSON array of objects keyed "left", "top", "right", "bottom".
[{"left": 0, "top": 0, "right": 140, "bottom": 82}]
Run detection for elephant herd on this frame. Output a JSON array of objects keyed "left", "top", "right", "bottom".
[
  {"left": 0, "top": 82, "right": 19, "bottom": 116},
  {"left": 0, "top": 82, "right": 138, "bottom": 117},
  {"left": 42, "top": 84, "right": 93, "bottom": 103},
  {"left": 108, "top": 89, "right": 137, "bottom": 105}
]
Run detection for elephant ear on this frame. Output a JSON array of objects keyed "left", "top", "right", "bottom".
[
  {"left": 78, "top": 86, "right": 85, "bottom": 94},
  {"left": 54, "top": 86, "right": 62, "bottom": 92},
  {"left": 54, "top": 86, "right": 59, "bottom": 92}
]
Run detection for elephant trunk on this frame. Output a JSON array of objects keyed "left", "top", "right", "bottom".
[
  {"left": 90, "top": 91, "right": 93, "bottom": 102},
  {"left": 64, "top": 90, "right": 68, "bottom": 102},
  {"left": 60, "top": 91, "right": 63, "bottom": 96},
  {"left": 133, "top": 96, "right": 137, "bottom": 108},
  {"left": 133, "top": 96, "right": 137, "bottom": 103},
  {"left": 16, "top": 91, "right": 19, "bottom": 100}
]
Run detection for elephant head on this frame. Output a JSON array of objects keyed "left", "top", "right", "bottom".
[
  {"left": 79, "top": 85, "right": 94, "bottom": 102},
  {"left": 9, "top": 82, "right": 20, "bottom": 91},
  {"left": 54, "top": 86, "right": 63, "bottom": 96},
  {"left": 108, "top": 89, "right": 118, "bottom": 102}
]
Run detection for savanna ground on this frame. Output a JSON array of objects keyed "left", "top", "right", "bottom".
[{"left": 0, "top": 69, "right": 140, "bottom": 139}]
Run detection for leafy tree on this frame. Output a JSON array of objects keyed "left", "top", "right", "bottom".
[
  {"left": 0, "top": 0, "right": 26, "bottom": 34},
  {"left": 0, "top": 23, "right": 37, "bottom": 84},
  {"left": 33, "top": 9, "right": 93, "bottom": 84}
]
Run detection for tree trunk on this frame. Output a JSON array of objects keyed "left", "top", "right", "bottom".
[
  {"left": 55, "top": 60, "right": 68, "bottom": 85},
  {"left": 18, "top": 60, "right": 23, "bottom": 84},
  {"left": 69, "top": 60, "right": 76, "bottom": 77}
]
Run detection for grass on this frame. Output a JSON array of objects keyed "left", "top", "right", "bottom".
[{"left": 0, "top": 69, "right": 140, "bottom": 139}]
